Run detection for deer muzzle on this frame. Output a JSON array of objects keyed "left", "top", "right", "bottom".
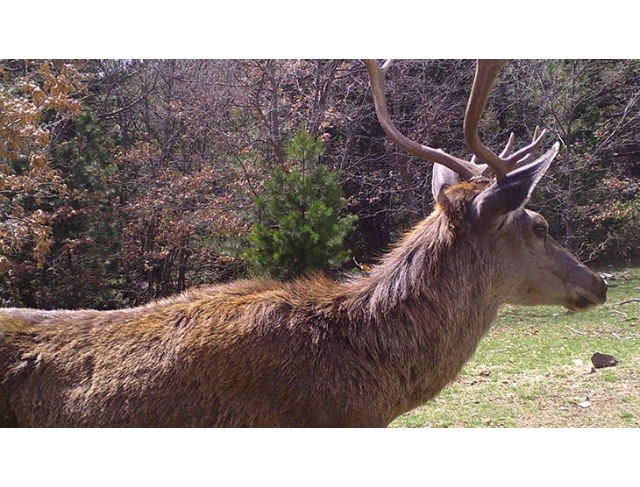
[{"left": 565, "top": 271, "right": 608, "bottom": 312}]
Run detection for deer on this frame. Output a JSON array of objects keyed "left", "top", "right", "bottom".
[{"left": 0, "top": 60, "right": 607, "bottom": 427}]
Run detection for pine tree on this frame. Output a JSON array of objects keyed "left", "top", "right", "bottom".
[{"left": 245, "top": 127, "right": 356, "bottom": 279}]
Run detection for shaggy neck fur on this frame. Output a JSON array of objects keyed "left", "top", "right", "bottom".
[{"left": 340, "top": 180, "right": 501, "bottom": 419}]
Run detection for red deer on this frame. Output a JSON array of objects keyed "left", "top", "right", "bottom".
[{"left": 0, "top": 60, "right": 607, "bottom": 427}]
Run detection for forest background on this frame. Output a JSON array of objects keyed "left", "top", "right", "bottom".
[{"left": 1, "top": 59, "right": 639, "bottom": 310}]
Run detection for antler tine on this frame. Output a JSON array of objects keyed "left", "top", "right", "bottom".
[
  {"left": 466, "top": 61, "right": 549, "bottom": 179},
  {"left": 509, "top": 126, "right": 547, "bottom": 168},
  {"left": 499, "top": 133, "right": 516, "bottom": 158},
  {"left": 363, "top": 59, "right": 479, "bottom": 180},
  {"left": 472, "top": 132, "right": 513, "bottom": 166}
]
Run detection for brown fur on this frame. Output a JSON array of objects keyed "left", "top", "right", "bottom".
[{"left": 0, "top": 179, "right": 605, "bottom": 427}]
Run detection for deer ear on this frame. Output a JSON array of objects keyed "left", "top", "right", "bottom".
[
  {"left": 431, "top": 163, "right": 461, "bottom": 205},
  {"left": 472, "top": 143, "right": 559, "bottom": 228}
]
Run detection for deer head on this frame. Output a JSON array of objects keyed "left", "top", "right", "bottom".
[{"left": 363, "top": 59, "right": 607, "bottom": 312}]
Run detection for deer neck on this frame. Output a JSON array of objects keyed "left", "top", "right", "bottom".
[{"left": 345, "top": 212, "right": 502, "bottom": 414}]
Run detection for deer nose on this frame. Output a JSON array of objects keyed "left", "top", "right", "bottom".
[
  {"left": 594, "top": 273, "right": 608, "bottom": 304},
  {"left": 599, "top": 273, "right": 611, "bottom": 288}
]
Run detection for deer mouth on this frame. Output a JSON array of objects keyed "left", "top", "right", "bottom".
[
  {"left": 565, "top": 291, "right": 607, "bottom": 312},
  {"left": 570, "top": 296, "right": 598, "bottom": 312},
  {"left": 562, "top": 272, "right": 608, "bottom": 312}
]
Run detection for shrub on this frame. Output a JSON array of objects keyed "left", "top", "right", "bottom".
[{"left": 245, "top": 128, "right": 356, "bottom": 279}]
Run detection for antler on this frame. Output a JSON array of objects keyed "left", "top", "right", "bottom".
[
  {"left": 363, "top": 59, "right": 549, "bottom": 181},
  {"left": 464, "top": 60, "right": 547, "bottom": 179},
  {"left": 363, "top": 59, "right": 479, "bottom": 180}
]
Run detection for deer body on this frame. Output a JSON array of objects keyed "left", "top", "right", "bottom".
[
  {"left": 0, "top": 60, "right": 608, "bottom": 427},
  {"left": 0, "top": 176, "right": 605, "bottom": 427},
  {"left": 0, "top": 183, "right": 498, "bottom": 427}
]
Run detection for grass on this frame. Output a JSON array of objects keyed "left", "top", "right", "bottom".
[{"left": 390, "top": 264, "right": 640, "bottom": 428}]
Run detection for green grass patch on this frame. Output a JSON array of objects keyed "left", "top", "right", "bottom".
[{"left": 390, "top": 264, "right": 640, "bottom": 428}]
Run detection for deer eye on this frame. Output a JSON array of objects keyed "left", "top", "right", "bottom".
[{"left": 533, "top": 224, "right": 548, "bottom": 239}]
